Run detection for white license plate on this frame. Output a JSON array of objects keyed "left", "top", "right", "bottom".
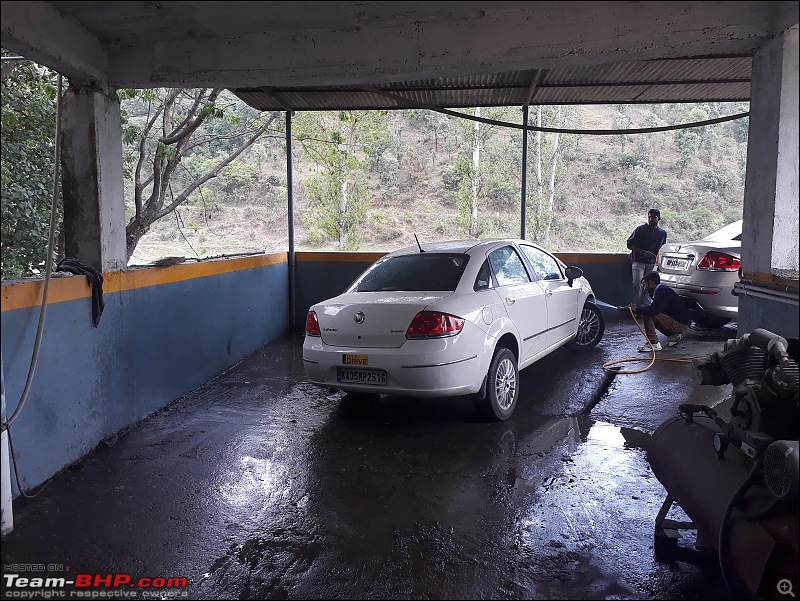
[
  {"left": 337, "top": 368, "right": 388, "bottom": 386},
  {"left": 662, "top": 257, "right": 690, "bottom": 270}
]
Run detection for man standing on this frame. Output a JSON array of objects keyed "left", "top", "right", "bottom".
[
  {"left": 626, "top": 208, "right": 667, "bottom": 306},
  {"left": 622, "top": 272, "right": 691, "bottom": 352}
]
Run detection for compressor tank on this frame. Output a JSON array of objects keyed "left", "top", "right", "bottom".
[{"left": 649, "top": 415, "right": 799, "bottom": 599}]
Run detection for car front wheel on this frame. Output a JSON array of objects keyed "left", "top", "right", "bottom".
[
  {"left": 567, "top": 301, "right": 605, "bottom": 351},
  {"left": 484, "top": 347, "right": 519, "bottom": 421}
]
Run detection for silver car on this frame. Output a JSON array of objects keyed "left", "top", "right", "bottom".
[{"left": 656, "top": 220, "right": 742, "bottom": 328}]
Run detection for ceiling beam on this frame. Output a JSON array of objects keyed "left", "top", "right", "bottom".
[
  {"left": 0, "top": 0, "right": 108, "bottom": 82},
  {"left": 99, "top": 1, "right": 797, "bottom": 88}
]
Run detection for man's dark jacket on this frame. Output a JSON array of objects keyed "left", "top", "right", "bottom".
[
  {"left": 627, "top": 224, "right": 667, "bottom": 264},
  {"left": 634, "top": 284, "right": 692, "bottom": 326}
]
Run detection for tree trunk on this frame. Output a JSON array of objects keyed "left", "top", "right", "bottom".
[
  {"left": 123, "top": 90, "right": 277, "bottom": 259},
  {"left": 543, "top": 107, "right": 564, "bottom": 244},
  {"left": 535, "top": 106, "right": 544, "bottom": 242},
  {"left": 339, "top": 176, "right": 349, "bottom": 250},
  {"left": 470, "top": 108, "right": 481, "bottom": 238}
]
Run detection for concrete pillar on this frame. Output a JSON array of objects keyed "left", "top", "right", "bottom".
[
  {"left": 60, "top": 79, "right": 127, "bottom": 272},
  {"left": 738, "top": 24, "right": 800, "bottom": 338}
]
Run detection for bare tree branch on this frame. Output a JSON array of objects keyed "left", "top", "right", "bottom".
[
  {"left": 161, "top": 89, "right": 210, "bottom": 142},
  {"left": 160, "top": 88, "right": 222, "bottom": 145},
  {"left": 154, "top": 113, "right": 278, "bottom": 220},
  {"left": 124, "top": 85, "right": 280, "bottom": 258},
  {"left": 133, "top": 97, "right": 166, "bottom": 219}
]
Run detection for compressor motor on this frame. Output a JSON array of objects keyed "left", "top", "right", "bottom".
[{"left": 648, "top": 328, "right": 799, "bottom": 600}]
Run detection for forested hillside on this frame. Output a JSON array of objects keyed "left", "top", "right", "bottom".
[{"left": 128, "top": 101, "right": 747, "bottom": 264}]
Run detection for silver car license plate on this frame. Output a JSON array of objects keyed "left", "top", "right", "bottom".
[
  {"left": 337, "top": 368, "right": 388, "bottom": 386},
  {"left": 662, "top": 257, "right": 690, "bottom": 270}
]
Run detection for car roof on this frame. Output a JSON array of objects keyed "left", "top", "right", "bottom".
[{"left": 388, "top": 238, "right": 524, "bottom": 256}]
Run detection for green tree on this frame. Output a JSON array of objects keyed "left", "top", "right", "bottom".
[
  {"left": 527, "top": 105, "right": 572, "bottom": 244},
  {"left": 410, "top": 109, "right": 454, "bottom": 165},
  {"left": 446, "top": 106, "right": 512, "bottom": 237},
  {"left": 612, "top": 106, "right": 632, "bottom": 153},
  {"left": 674, "top": 129, "right": 699, "bottom": 176},
  {"left": 1, "top": 57, "right": 59, "bottom": 279},
  {"left": 294, "top": 110, "right": 392, "bottom": 250}
]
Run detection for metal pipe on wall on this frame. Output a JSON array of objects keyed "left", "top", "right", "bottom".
[
  {"left": 286, "top": 111, "right": 296, "bottom": 330},
  {"left": 733, "top": 280, "right": 800, "bottom": 305}
]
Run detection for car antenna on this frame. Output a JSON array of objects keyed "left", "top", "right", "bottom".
[{"left": 414, "top": 233, "right": 425, "bottom": 253}]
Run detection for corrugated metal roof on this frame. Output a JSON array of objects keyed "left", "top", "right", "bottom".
[{"left": 232, "top": 56, "right": 752, "bottom": 111}]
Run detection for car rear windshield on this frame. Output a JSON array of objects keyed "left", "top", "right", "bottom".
[
  {"left": 702, "top": 220, "right": 743, "bottom": 242},
  {"left": 350, "top": 253, "right": 470, "bottom": 292}
]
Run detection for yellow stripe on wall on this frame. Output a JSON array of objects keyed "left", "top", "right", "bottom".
[{"left": 1, "top": 253, "right": 288, "bottom": 312}]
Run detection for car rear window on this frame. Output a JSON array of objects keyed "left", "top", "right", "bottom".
[
  {"left": 702, "top": 220, "right": 743, "bottom": 242},
  {"left": 350, "top": 253, "right": 470, "bottom": 292}
]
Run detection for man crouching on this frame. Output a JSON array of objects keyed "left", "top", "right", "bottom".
[{"left": 621, "top": 271, "right": 691, "bottom": 352}]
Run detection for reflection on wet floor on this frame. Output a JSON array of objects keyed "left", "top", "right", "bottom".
[
  {"left": 510, "top": 419, "right": 730, "bottom": 600},
  {"left": 192, "top": 383, "right": 730, "bottom": 599}
]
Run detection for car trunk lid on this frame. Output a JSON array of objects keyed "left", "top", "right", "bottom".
[
  {"left": 314, "top": 292, "right": 450, "bottom": 348},
  {"left": 658, "top": 244, "right": 700, "bottom": 275},
  {"left": 659, "top": 240, "right": 741, "bottom": 275}
]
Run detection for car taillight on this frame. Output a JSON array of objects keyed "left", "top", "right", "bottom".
[
  {"left": 696, "top": 251, "right": 740, "bottom": 271},
  {"left": 305, "top": 311, "right": 321, "bottom": 336},
  {"left": 406, "top": 311, "right": 465, "bottom": 339}
]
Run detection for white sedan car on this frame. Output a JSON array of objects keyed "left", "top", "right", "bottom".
[
  {"left": 656, "top": 220, "right": 742, "bottom": 328},
  {"left": 302, "top": 239, "right": 605, "bottom": 420}
]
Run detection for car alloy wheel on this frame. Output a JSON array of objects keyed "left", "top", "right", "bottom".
[
  {"left": 568, "top": 301, "right": 605, "bottom": 351},
  {"left": 486, "top": 347, "right": 518, "bottom": 421}
]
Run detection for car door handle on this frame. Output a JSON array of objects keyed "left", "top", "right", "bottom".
[
  {"left": 546, "top": 290, "right": 553, "bottom": 297},
  {"left": 506, "top": 297, "right": 515, "bottom": 305}
]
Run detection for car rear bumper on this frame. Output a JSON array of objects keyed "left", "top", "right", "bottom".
[
  {"left": 302, "top": 337, "right": 489, "bottom": 398},
  {"left": 659, "top": 278, "right": 738, "bottom": 318}
]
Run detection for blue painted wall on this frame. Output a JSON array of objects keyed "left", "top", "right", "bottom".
[
  {"left": 1, "top": 256, "right": 288, "bottom": 493},
  {"left": 295, "top": 254, "right": 380, "bottom": 331},
  {"left": 738, "top": 294, "right": 799, "bottom": 340}
]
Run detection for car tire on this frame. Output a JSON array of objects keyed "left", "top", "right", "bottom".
[
  {"left": 483, "top": 347, "right": 519, "bottom": 421},
  {"left": 567, "top": 301, "right": 605, "bottom": 351},
  {"left": 691, "top": 311, "right": 731, "bottom": 329}
]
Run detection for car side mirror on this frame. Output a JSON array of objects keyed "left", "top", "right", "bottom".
[{"left": 564, "top": 266, "right": 583, "bottom": 287}]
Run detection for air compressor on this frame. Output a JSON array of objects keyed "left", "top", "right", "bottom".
[{"left": 648, "top": 328, "right": 799, "bottom": 600}]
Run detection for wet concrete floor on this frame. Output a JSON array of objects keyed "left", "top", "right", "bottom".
[{"left": 1, "top": 313, "right": 740, "bottom": 600}]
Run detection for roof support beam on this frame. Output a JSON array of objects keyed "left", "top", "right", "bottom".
[
  {"left": 0, "top": 0, "right": 107, "bottom": 82},
  {"left": 101, "top": 1, "right": 798, "bottom": 88},
  {"left": 524, "top": 69, "right": 546, "bottom": 107}
]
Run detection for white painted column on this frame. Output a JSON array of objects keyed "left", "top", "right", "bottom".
[
  {"left": 61, "top": 79, "right": 127, "bottom": 272},
  {"left": 738, "top": 24, "right": 800, "bottom": 338}
]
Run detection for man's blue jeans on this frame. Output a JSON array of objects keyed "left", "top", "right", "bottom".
[{"left": 631, "top": 261, "right": 655, "bottom": 306}]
